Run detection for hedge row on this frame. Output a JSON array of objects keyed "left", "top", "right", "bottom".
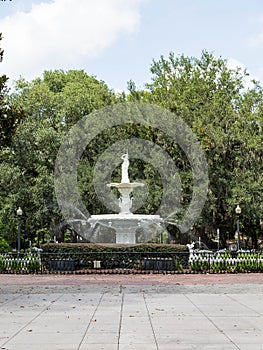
[
  {"left": 40, "top": 243, "right": 189, "bottom": 271},
  {"left": 41, "top": 243, "right": 188, "bottom": 254}
]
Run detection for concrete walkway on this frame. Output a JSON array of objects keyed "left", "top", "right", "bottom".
[{"left": 0, "top": 280, "right": 263, "bottom": 349}]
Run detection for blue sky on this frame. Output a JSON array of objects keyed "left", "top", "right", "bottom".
[{"left": 1, "top": 0, "right": 263, "bottom": 91}]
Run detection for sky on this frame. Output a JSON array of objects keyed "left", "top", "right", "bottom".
[{"left": 1, "top": 0, "right": 263, "bottom": 92}]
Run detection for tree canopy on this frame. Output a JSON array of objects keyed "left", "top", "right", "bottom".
[
  {"left": 0, "top": 51, "right": 262, "bottom": 249},
  {"left": 144, "top": 51, "right": 263, "bottom": 247}
]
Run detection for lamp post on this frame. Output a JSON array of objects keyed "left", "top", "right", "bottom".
[
  {"left": 235, "top": 205, "right": 241, "bottom": 251},
  {"left": 17, "top": 207, "right": 22, "bottom": 253}
]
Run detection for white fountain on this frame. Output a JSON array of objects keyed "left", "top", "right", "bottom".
[{"left": 87, "top": 153, "right": 163, "bottom": 244}]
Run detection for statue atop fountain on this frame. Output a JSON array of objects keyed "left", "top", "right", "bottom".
[
  {"left": 108, "top": 152, "right": 144, "bottom": 215},
  {"left": 121, "top": 153, "right": 130, "bottom": 183}
]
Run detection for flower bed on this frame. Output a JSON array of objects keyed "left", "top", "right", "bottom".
[
  {"left": 0, "top": 253, "right": 41, "bottom": 273},
  {"left": 189, "top": 252, "right": 263, "bottom": 273}
]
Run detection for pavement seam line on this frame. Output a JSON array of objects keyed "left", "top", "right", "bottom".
[
  {"left": 0, "top": 293, "right": 64, "bottom": 348},
  {"left": 117, "top": 290, "right": 124, "bottom": 350},
  {"left": 227, "top": 294, "right": 263, "bottom": 316},
  {"left": 143, "top": 292, "right": 159, "bottom": 350},
  {"left": 76, "top": 291, "right": 105, "bottom": 350},
  {"left": 185, "top": 294, "right": 241, "bottom": 350}
]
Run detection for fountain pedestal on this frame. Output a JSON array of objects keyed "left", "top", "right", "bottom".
[
  {"left": 113, "top": 217, "right": 138, "bottom": 244},
  {"left": 107, "top": 182, "right": 144, "bottom": 243},
  {"left": 107, "top": 182, "right": 144, "bottom": 214}
]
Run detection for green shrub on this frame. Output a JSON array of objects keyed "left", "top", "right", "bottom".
[
  {"left": 41, "top": 243, "right": 189, "bottom": 271},
  {"left": 0, "top": 253, "right": 41, "bottom": 273},
  {"left": 41, "top": 243, "right": 188, "bottom": 252},
  {"left": 0, "top": 238, "right": 11, "bottom": 253}
]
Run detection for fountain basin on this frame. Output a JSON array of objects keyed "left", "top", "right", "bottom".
[{"left": 87, "top": 214, "right": 163, "bottom": 244}]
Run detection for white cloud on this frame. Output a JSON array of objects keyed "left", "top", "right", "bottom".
[{"left": 0, "top": 0, "right": 145, "bottom": 81}]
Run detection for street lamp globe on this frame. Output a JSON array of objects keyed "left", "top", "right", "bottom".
[
  {"left": 235, "top": 205, "right": 241, "bottom": 215},
  {"left": 17, "top": 207, "right": 23, "bottom": 216}
]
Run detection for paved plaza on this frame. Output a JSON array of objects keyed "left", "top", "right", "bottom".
[{"left": 0, "top": 274, "right": 263, "bottom": 350}]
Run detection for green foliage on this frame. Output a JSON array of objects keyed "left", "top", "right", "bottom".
[
  {"left": 0, "top": 237, "right": 11, "bottom": 253},
  {"left": 0, "top": 70, "right": 116, "bottom": 247},
  {"left": 41, "top": 243, "right": 188, "bottom": 271},
  {"left": 144, "top": 50, "right": 263, "bottom": 246},
  {"left": 0, "top": 253, "right": 41, "bottom": 273},
  {"left": 189, "top": 251, "right": 263, "bottom": 273},
  {"left": 0, "top": 51, "right": 262, "bottom": 249},
  {"left": 41, "top": 242, "right": 188, "bottom": 254},
  {"left": 0, "top": 33, "right": 24, "bottom": 151}
]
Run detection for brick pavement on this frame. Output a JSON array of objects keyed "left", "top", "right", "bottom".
[{"left": 1, "top": 272, "right": 263, "bottom": 286}]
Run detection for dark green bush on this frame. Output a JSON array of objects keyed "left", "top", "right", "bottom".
[
  {"left": 0, "top": 238, "right": 11, "bottom": 253},
  {"left": 41, "top": 243, "right": 188, "bottom": 254},
  {"left": 41, "top": 243, "right": 189, "bottom": 271}
]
